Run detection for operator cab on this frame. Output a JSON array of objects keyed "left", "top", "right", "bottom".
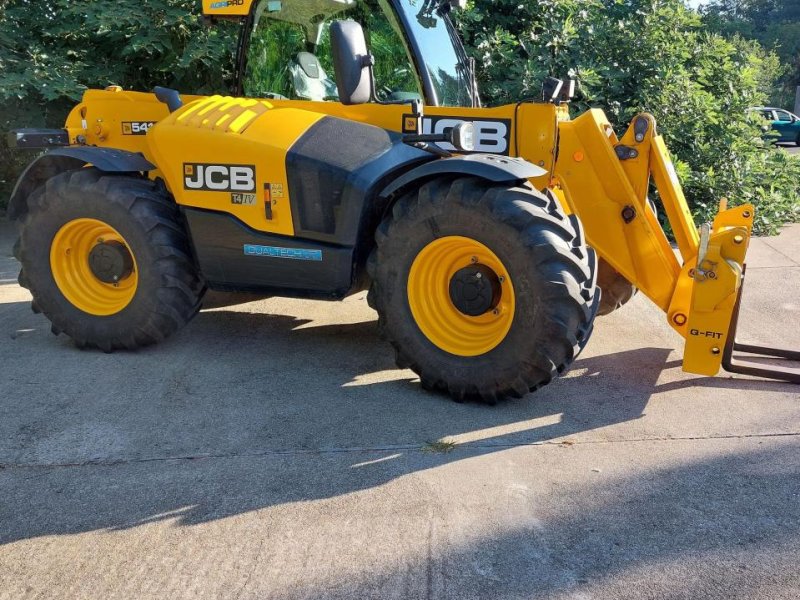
[{"left": 240, "top": 0, "right": 477, "bottom": 107}]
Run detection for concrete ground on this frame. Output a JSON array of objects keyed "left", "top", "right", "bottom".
[
  {"left": 779, "top": 142, "right": 799, "bottom": 155},
  {"left": 0, "top": 219, "right": 798, "bottom": 600}
]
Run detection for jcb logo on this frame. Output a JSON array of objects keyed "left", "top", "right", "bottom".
[
  {"left": 405, "top": 116, "right": 511, "bottom": 155},
  {"left": 183, "top": 164, "right": 256, "bottom": 192}
]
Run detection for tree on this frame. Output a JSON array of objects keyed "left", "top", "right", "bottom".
[
  {"left": 460, "top": 0, "right": 799, "bottom": 232},
  {"left": 0, "top": 0, "right": 237, "bottom": 203},
  {"left": 702, "top": 0, "right": 800, "bottom": 109},
  {"left": 1, "top": 0, "right": 798, "bottom": 232}
]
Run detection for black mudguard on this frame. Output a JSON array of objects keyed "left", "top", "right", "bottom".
[
  {"left": 6, "top": 147, "right": 154, "bottom": 220},
  {"left": 379, "top": 153, "right": 547, "bottom": 200}
]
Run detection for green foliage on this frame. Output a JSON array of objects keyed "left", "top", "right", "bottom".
[
  {"left": 243, "top": 4, "right": 418, "bottom": 100},
  {"left": 0, "top": 0, "right": 237, "bottom": 206},
  {"left": 1, "top": 0, "right": 797, "bottom": 234},
  {"left": 702, "top": 0, "right": 800, "bottom": 109},
  {"left": 459, "top": 0, "right": 800, "bottom": 234},
  {"left": 245, "top": 20, "right": 307, "bottom": 98}
]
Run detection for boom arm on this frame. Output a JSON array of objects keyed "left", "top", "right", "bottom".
[{"left": 555, "top": 110, "right": 797, "bottom": 382}]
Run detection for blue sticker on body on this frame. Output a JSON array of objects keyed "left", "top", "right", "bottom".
[{"left": 243, "top": 244, "right": 322, "bottom": 261}]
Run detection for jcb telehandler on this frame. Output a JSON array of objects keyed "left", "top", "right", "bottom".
[{"left": 8, "top": 0, "right": 799, "bottom": 401}]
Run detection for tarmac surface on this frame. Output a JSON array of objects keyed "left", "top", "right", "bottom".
[{"left": 1, "top": 219, "right": 798, "bottom": 599}]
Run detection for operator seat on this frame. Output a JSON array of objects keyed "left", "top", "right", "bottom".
[{"left": 290, "top": 52, "right": 339, "bottom": 101}]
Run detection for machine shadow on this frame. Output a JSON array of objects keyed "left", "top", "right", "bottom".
[
  {"left": 263, "top": 442, "right": 800, "bottom": 599},
  {"left": 1, "top": 307, "right": 677, "bottom": 545}
]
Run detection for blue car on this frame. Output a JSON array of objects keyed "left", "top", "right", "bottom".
[{"left": 750, "top": 106, "right": 800, "bottom": 145}]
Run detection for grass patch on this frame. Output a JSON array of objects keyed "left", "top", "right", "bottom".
[{"left": 422, "top": 440, "right": 457, "bottom": 454}]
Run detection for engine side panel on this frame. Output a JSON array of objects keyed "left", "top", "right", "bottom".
[
  {"left": 183, "top": 207, "right": 355, "bottom": 297},
  {"left": 147, "top": 97, "right": 430, "bottom": 295},
  {"left": 147, "top": 97, "right": 325, "bottom": 237}
]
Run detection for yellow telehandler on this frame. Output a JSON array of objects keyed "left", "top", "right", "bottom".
[{"left": 7, "top": 0, "right": 798, "bottom": 401}]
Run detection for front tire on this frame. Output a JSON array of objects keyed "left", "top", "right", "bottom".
[
  {"left": 368, "top": 177, "right": 599, "bottom": 402},
  {"left": 16, "top": 168, "right": 204, "bottom": 351}
]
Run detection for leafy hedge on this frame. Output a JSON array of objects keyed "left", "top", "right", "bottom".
[
  {"left": 460, "top": 0, "right": 800, "bottom": 233},
  {"left": 1, "top": 0, "right": 798, "bottom": 234},
  {"left": 0, "top": 0, "right": 236, "bottom": 206}
]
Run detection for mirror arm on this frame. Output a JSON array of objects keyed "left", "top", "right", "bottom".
[
  {"left": 410, "top": 141, "right": 453, "bottom": 158},
  {"left": 403, "top": 133, "right": 450, "bottom": 144}
]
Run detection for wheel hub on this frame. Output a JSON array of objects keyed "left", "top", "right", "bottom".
[
  {"left": 88, "top": 241, "right": 134, "bottom": 284},
  {"left": 448, "top": 264, "right": 501, "bottom": 316}
]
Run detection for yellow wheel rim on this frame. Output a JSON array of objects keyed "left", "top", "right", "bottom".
[
  {"left": 407, "top": 236, "right": 515, "bottom": 357},
  {"left": 50, "top": 218, "right": 138, "bottom": 316}
]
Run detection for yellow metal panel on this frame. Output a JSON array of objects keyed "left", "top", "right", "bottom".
[
  {"left": 259, "top": 100, "right": 557, "bottom": 189},
  {"left": 175, "top": 95, "right": 270, "bottom": 132},
  {"left": 650, "top": 135, "right": 700, "bottom": 261},
  {"left": 681, "top": 205, "right": 753, "bottom": 375},
  {"left": 147, "top": 99, "right": 325, "bottom": 236},
  {"left": 514, "top": 103, "right": 559, "bottom": 188},
  {"left": 554, "top": 110, "right": 681, "bottom": 311},
  {"left": 63, "top": 89, "right": 206, "bottom": 154}
]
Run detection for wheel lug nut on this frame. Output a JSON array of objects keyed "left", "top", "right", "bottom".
[
  {"left": 492, "top": 308, "right": 500, "bottom": 315},
  {"left": 470, "top": 256, "right": 478, "bottom": 263}
]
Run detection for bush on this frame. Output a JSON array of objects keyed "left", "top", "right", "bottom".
[
  {"left": 2, "top": 0, "right": 798, "bottom": 234},
  {"left": 460, "top": 0, "right": 800, "bottom": 234},
  {"left": 0, "top": 0, "right": 236, "bottom": 208}
]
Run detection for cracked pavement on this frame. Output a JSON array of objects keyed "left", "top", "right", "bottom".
[{"left": 0, "top": 220, "right": 798, "bottom": 599}]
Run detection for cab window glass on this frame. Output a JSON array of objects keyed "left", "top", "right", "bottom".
[
  {"left": 317, "top": 7, "right": 421, "bottom": 103},
  {"left": 776, "top": 110, "right": 793, "bottom": 122},
  {"left": 243, "top": 1, "right": 421, "bottom": 103},
  {"left": 244, "top": 20, "right": 314, "bottom": 99}
]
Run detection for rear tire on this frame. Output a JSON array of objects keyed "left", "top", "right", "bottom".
[
  {"left": 16, "top": 168, "right": 204, "bottom": 351},
  {"left": 367, "top": 177, "right": 599, "bottom": 403}
]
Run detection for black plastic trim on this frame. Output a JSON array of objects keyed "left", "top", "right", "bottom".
[
  {"left": 7, "top": 128, "right": 70, "bottom": 149},
  {"left": 44, "top": 147, "right": 155, "bottom": 172},
  {"left": 380, "top": 153, "right": 546, "bottom": 199},
  {"left": 285, "top": 116, "right": 432, "bottom": 245},
  {"left": 183, "top": 207, "right": 356, "bottom": 298},
  {"left": 7, "top": 148, "right": 155, "bottom": 220}
]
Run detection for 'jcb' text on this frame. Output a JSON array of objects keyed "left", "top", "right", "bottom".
[{"left": 183, "top": 164, "right": 256, "bottom": 192}]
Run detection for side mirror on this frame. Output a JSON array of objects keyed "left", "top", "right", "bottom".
[{"left": 330, "top": 20, "right": 373, "bottom": 106}]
